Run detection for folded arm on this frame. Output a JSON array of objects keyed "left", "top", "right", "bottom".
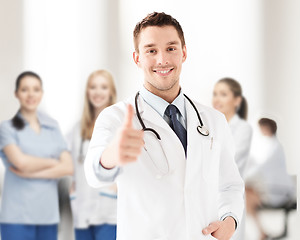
[
  {"left": 10, "top": 150, "right": 73, "bottom": 179},
  {"left": 3, "top": 144, "right": 58, "bottom": 173}
]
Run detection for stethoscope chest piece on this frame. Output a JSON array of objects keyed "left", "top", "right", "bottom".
[{"left": 197, "top": 125, "right": 209, "bottom": 136}]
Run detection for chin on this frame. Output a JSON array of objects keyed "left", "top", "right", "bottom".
[
  {"left": 23, "top": 106, "right": 38, "bottom": 112},
  {"left": 155, "top": 81, "right": 178, "bottom": 91},
  {"left": 92, "top": 102, "right": 107, "bottom": 109}
]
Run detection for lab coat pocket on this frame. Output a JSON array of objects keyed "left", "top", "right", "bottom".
[{"left": 201, "top": 137, "right": 220, "bottom": 182}]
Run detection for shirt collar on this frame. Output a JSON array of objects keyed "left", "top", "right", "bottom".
[
  {"left": 17, "top": 111, "right": 57, "bottom": 129},
  {"left": 139, "top": 86, "right": 186, "bottom": 120},
  {"left": 228, "top": 114, "right": 239, "bottom": 127}
]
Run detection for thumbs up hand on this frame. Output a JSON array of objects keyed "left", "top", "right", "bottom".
[{"left": 100, "top": 104, "right": 144, "bottom": 168}]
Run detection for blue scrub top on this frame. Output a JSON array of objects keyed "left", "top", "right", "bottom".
[{"left": 0, "top": 111, "right": 68, "bottom": 224}]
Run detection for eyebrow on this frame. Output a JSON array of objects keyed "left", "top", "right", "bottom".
[
  {"left": 167, "top": 41, "right": 180, "bottom": 45},
  {"left": 143, "top": 43, "right": 155, "bottom": 49},
  {"left": 143, "top": 40, "right": 180, "bottom": 49}
]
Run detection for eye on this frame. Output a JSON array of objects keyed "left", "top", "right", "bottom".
[
  {"left": 20, "top": 87, "right": 28, "bottom": 92},
  {"left": 168, "top": 47, "right": 175, "bottom": 51},
  {"left": 147, "top": 49, "right": 156, "bottom": 54},
  {"left": 34, "top": 86, "right": 41, "bottom": 92}
]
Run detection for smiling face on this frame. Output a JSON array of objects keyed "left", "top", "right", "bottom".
[
  {"left": 87, "top": 74, "right": 111, "bottom": 111},
  {"left": 15, "top": 76, "right": 43, "bottom": 112},
  {"left": 133, "top": 26, "right": 187, "bottom": 101},
  {"left": 212, "top": 82, "right": 241, "bottom": 117}
]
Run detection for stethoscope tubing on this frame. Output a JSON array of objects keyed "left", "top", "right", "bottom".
[{"left": 134, "top": 91, "right": 209, "bottom": 138}]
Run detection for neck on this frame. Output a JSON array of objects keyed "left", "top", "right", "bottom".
[
  {"left": 225, "top": 111, "right": 236, "bottom": 122},
  {"left": 20, "top": 108, "right": 38, "bottom": 124},
  {"left": 93, "top": 106, "right": 106, "bottom": 120},
  {"left": 144, "top": 84, "right": 180, "bottom": 103}
]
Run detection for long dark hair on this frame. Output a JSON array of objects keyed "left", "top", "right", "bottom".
[
  {"left": 218, "top": 77, "right": 248, "bottom": 120},
  {"left": 12, "top": 71, "right": 42, "bottom": 130}
]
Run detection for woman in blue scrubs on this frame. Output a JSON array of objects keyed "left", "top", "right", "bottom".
[{"left": 0, "top": 71, "right": 73, "bottom": 240}]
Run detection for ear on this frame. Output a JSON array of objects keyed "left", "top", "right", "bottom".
[
  {"left": 14, "top": 91, "right": 18, "bottom": 98},
  {"left": 182, "top": 45, "right": 187, "bottom": 63},
  {"left": 133, "top": 51, "right": 140, "bottom": 66}
]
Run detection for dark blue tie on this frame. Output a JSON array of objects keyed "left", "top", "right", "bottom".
[{"left": 165, "top": 104, "right": 187, "bottom": 155}]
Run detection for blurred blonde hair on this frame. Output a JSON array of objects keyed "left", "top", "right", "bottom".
[{"left": 81, "top": 70, "right": 117, "bottom": 140}]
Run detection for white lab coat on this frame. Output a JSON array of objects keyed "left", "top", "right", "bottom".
[
  {"left": 84, "top": 95, "right": 244, "bottom": 240},
  {"left": 229, "top": 114, "right": 253, "bottom": 178},
  {"left": 67, "top": 122, "right": 117, "bottom": 228},
  {"left": 228, "top": 115, "right": 252, "bottom": 240}
]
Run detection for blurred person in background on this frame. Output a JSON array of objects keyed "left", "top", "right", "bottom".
[
  {"left": 245, "top": 118, "right": 296, "bottom": 240},
  {"left": 212, "top": 78, "right": 252, "bottom": 177},
  {"left": 0, "top": 71, "right": 73, "bottom": 240},
  {"left": 67, "top": 70, "right": 117, "bottom": 240},
  {"left": 212, "top": 77, "right": 253, "bottom": 240}
]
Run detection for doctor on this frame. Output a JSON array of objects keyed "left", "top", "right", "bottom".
[{"left": 84, "top": 12, "right": 244, "bottom": 240}]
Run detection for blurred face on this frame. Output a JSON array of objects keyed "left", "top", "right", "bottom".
[
  {"left": 133, "top": 26, "right": 187, "bottom": 95},
  {"left": 259, "top": 125, "right": 273, "bottom": 137},
  {"left": 212, "top": 82, "right": 241, "bottom": 115},
  {"left": 87, "top": 75, "right": 111, "bottom": 110},
  {"left": 15, "top": 76, "right": 43, "bottom": 112}
]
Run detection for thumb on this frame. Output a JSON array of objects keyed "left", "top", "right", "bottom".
[
  {"left": 202, "top": 222, "right": 220, "bottom": 235},
  {"left": 124, "top": 104, "right": 134, "bottom": 128}
]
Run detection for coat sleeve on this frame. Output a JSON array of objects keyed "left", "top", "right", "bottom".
[
  {"left": 84, "top": 105, "right": 124, "bottom": 188},
  {"left": 217, "top": 115, "right": 245, "bottom": 228}
]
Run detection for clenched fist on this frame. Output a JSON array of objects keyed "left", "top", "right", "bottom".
[{"left": 100, "top": 104, "right": 144, "bottom": 168}]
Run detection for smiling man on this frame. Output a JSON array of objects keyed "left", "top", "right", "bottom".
[{"left": 84, "top": 12, "right": 244, "bottom": 240}]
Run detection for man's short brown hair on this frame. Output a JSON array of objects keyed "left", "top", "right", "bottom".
[
  {"left": 133, "top": 12, "right": 185, "bottom": 53},
  {"left": 259, "top": 118, "right": 277, "bottom": 135}
]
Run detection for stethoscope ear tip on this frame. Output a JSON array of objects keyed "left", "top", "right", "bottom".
[{"left": 197, "top": 126, "right": 209, "bottom": 136}]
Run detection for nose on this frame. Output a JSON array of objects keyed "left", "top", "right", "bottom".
[
  {"left": 157, "top": 51, "right": 168, "bottom": 66},
  {"left": 27, "top": 89, "right": 36, "bottom": 98}
]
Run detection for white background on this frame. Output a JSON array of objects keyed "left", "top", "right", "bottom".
[{"left": 0, "top": 0, "right": 299, "bottom": 238}]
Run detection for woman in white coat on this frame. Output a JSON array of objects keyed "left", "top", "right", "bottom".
[
  {"left": 212, "top": 78, "right": 253, "bottom": 240},
  {"left": 212, "top": 78, "right": 252, "bottom": 178},
  {"left": 68, "top": 70, "right": 117, "bottom": 240}
]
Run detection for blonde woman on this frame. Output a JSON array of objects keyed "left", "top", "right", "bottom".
[{"left": 67, "top": 70, "right": 117, "bottom": 240}]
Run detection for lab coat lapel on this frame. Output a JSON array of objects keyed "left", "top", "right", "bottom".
[
  {"left": 185, "top": 97, "right": 206, "bottom": 155},
  {"left": 136, "top": 96, "right": 186, "bottom": 159},
  {"left": 136, "top": 95, "right": 174, "bottom": 134},
  {"left": 185, "top": 98, "right": 207, "bottom": 185}
]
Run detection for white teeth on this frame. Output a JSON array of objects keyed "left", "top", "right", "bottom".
[{"left": 156, "top": 69, "right": 171, "bottom": 74}]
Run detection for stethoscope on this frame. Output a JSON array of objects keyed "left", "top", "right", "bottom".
[
  {"left": 134, "top": 92, "right": 210, "bottom": 138},
  {"left": 78, "top": 139, "right": 85, "bottom": 163}
]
